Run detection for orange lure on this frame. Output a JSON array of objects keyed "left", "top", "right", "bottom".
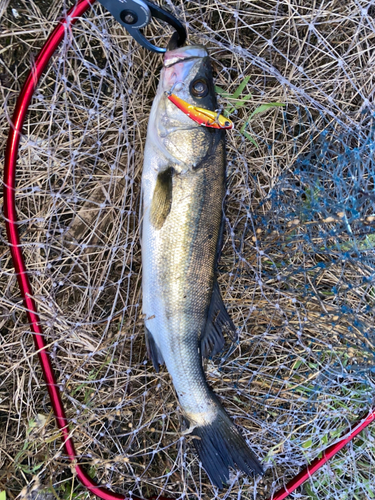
[{"left": 166, "top": 93, "right": 233, "bottom": 129}]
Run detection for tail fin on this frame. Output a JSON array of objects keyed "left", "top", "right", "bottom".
[{"left": 191, "top": 409, "right": 263, "bottom": 489}]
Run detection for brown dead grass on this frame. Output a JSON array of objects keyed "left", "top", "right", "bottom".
[{"left": 1, "top": 1, "right": 375, "bottom": 499}]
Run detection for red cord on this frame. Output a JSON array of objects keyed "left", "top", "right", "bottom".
[
  {"left": 267, "top": 409, "right": 375, "bottom": 500},
  {"left": 2, "top": 1, "right": 170, "bottom": 499},
  {"left": 3, "top": 1, "right": 374, "bottom": 499}
]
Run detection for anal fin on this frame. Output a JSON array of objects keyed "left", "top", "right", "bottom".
[
  {"left": 201, "top": 280, "right": 237, "bottom": 358},
  {"left": 145, "top": 327, "right": 164, "bottom": 372}
]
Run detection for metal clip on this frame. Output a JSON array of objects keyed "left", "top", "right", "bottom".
[{"left": 97, "top": 0, "right": 186, "bottom": 53}]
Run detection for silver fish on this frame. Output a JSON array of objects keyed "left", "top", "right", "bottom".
[{"left": 141, "top": 44, "right": 263, "bottom": 488}]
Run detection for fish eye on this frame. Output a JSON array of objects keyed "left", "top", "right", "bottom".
[
  {"left": 191, "top": 78, "right": 209, "bottom": 97},
  {"left": 225, "top": 121, "right": 231, "bottom": 127}
]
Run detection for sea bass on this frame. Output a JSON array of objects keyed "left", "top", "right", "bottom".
[{"left": 141, "top": 44, "right": 263, "bottom": 488}]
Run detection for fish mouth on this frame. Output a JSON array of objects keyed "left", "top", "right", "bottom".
[{"left": 164, "top": 45, "right": 208, "bottom": 68}]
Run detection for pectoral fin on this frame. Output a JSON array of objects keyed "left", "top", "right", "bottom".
[
  {"left": 201, "top": 280, "right": 237, "bottom": 358},
  {"left": 149, "top": 167, "right": 173, "bottom": 229}
]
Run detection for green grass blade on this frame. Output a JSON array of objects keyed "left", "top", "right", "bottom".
[
  {"left": 242, "top": 130, "right": 259, "bottom": 148},
  {"left": 214, "top": 85, "right": 232, "bottom": 98},
  {"left": 240, "top": 102, "right": 285, "bottom": 137},
  {"left": 302, "top": 438, "right": 313, "bottom": 448},
  {"left": 226, "top": 94, "right": 253, "bottom": 115},
  {"left": 249, "top": 102, "right": 285, "bottom": 120},
  {"left": 232, "top": 75, "right": 251, "bottom": 99},
  {"left": 234, "top": 93, "right": 253, "bottom": 108}
]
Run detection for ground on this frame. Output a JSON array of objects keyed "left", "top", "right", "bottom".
[{"left": 0, "top": 1, "right": 375, "bottom": 499}]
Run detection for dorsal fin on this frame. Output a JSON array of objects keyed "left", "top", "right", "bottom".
[
  {"left": 201, "top": 280, "right": 237, "bottom": 358},
  {"left": 149, "top": 167, "right": 173, "bottom": 229}
]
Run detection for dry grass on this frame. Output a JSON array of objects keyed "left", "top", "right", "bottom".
[{"left": 1, "top": 0, "right": 375, "bottom": 499}]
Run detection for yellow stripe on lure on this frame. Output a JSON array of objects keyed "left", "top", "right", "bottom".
[{"left": 166, "top": 93, "right": 234, "bottom": 130}]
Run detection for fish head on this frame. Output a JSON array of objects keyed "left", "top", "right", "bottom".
[
  {"left": 163, "top": 45, "right": 218, "bottom": 112},
  {"left": 150, "top": 45, "right": 222, "bottom": 168}
]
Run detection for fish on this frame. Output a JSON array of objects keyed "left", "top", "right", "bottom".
[{"left": 141, "top": 44, "right": 263, "bottom": 489}]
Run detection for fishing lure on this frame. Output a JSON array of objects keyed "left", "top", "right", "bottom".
[{"left": 166, "top": 92, "right": 234, "bottom": 129}]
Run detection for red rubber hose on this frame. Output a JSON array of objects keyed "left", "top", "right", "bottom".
[
  {"left": 2, "top": 1, "right": 169, "bottom": 499},
  {"left": 267, "top": 409, "right": 375, "bottom": 500}
]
